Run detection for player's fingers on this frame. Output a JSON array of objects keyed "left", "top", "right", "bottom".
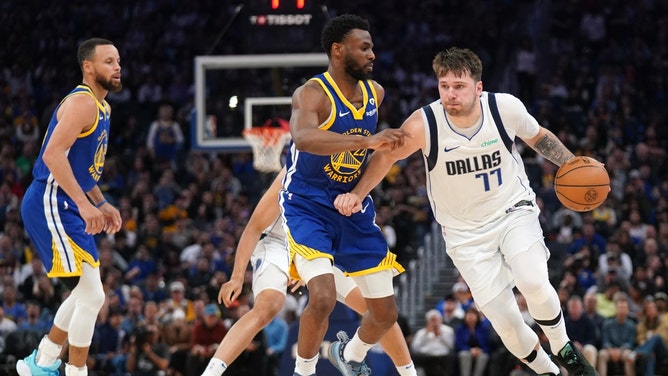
[{"left": 225, "top": 290, "right": 240, "bottom": 306}]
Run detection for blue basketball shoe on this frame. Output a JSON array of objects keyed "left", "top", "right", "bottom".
[
  {"left": 16, "top": 350, "right": 61, "bottom": 376},
  {"left": 328, "top": 331, "right": 372, "bottom": 376}
]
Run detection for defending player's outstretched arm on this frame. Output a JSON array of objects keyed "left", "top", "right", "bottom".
[{"left": 218, "top": 168, "right": 286, "bottom": 307}]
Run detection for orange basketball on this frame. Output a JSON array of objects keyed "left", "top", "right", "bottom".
[{"left": 554, "top": 156, "right": 611, "bottom": 212}]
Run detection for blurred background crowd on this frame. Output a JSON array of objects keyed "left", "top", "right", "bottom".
[{"left": 1, "top": 0, "right": 667, "bottom": 375}]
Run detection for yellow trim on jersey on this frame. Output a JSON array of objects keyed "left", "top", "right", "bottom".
[
  {"left": 286, "top": 228, "right": 333, "bottom": 261},
  {"left": 47, "top": 236, "right": 100, "bottom": 278},
  {"left": 343, "top": 250, "right": 405, "bottom": 277},
  {"left": 310, "top": 77, "right": 337, "bottom": 130},
  {"left": 368, "top": 81, "right": 378, "bottom": 106},
  {"left": 322, "top": 72, "right": 368, "bottom": 120},
  {"left": 286, "top": 227, "right": 333, "bottom": 280},
  {"left": 71, "top": 85, "right": 105, "bottom": 138}
]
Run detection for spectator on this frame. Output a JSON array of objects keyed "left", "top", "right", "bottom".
[
  {"left": 223, "top": 302, "right": 266, "bottom": 375},
  {"left": 141, "top": 272, "right": 168, "bottom": 304},
  {"left": 263, "top": 315, "right": 288, "bottom": 376},
  {"left": 568, "top": 223, "right": 608, "bottom": 268},
  {"left": 146, "top": 104, "right": 184, "bottom": 169},
  {"left": 164, "top": 281, "right": 196, "bottom": 323},
  {"left": 598, "top": 292, "right": 636, "bottom": 376},
  {"left": 452, "top": 282, "right": 474, "bottom": 319},
  {"left": 410, "top": 309, "right": 455, "bottom": 376},
  {"left": 16, "top": 301, "right": 50, "bottom": 337},
  {"left": 161, "top": 308, "right": 192, "bottom": 376},
  {"left": 124, "top": 245, "right": 159, "bottom": 286},
  {"left": 633, "top": 297, "right": 668, "bottom": 376},
  {"left": 655, "top": 292, "right": 668, "bottom": 320},
  {"left": 126, "top": 323, "right": 171, "bottom": 376},
  {"left": 121, "top": 295, "right": 146, "bottom": 336},
  {"left": 597, "top": 280, "right": 623, "bottom": 319},
  {"left": 455, "top": 307, "right": 492, "bottom": 376},
  {"left": 515, "top": 37, "right": 536, "bottom": 105},
  {"left": 0, "top": 305, "right": 18, "bottom": 339},
  {"left": 583, "top": 292, "right": 605, "bottom": 349},
  {"left": 186, "top": 304, "right": 227, "bottom": 376},
  {"left": 598, "top": 242, "right": 633, "bottom": 285},
  {"left": 2, "top": 285, "right": 27, "bottom": 324},
  {"left": 90, "top": 306, "right": 127, "bottom": 375},
  {"left": 436, "top": 293, "right": 463, "bottom": 329},
  {"left": 16, "top": 257, "right": 48, "bottom": 301},
  {"left": 564, "top": 295, "right": 598, "bottom": 368}
]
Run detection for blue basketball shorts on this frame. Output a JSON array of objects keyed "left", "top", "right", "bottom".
[{"left": 21, "top": 180, "right": 99, "bottom": 277}]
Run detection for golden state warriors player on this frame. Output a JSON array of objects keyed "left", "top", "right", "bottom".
[
  {"left": 201, "top": 168, "right": 417, "bottom": 376},
  {"left": 281, "top": 14, "right": 408, "bottom": 376},
  {"left": 17, "top": 38, "right": 122, "bottom": 376},
  {"left": 335, "top": 47, "right": 598, "bottom": 376}
]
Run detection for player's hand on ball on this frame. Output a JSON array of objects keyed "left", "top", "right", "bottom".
[{"left": 219, "top": 278, "right": 242, "bottom": 306}]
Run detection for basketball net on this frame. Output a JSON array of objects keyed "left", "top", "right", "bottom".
[{"left": 242, "top": 127, "right": 291, "bottom": 172}]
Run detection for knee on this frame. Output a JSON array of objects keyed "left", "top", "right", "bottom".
[
  {"left": 255, "top": 296, "right": 285, "bottom": 324},
  {"left": 73, "top": 282, "right": 105, "bottom": 314},
  {"left": 367, "top": 298, "right": 398, "bottom": 329},
  {"left": 89, "top": 285, "right": 106, "bottom": 311},
  {"left": 514, "top": 276, "right": 548, "bottom": 298},
  {"left": 306, "top": 291, "right": 337, "bottom": 316}
]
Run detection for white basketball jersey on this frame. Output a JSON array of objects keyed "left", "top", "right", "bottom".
[
  {"left": 264, "top": 215, "right": 286, "bottom": 240},
  {"left": 422, "top": 92, "right": 540, "bottom": 231}
]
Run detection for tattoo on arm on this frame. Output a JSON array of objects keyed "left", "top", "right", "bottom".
[{"left": 533, "top": 134, "right": 575, "bottom": 166}]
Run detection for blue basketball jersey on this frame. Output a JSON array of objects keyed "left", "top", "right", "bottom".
[
  {"left": 22, "top": 84, "right": 109, "bottom": 277},
  {"left": 32, "top": 84, "right": 110, "bottom": 193},
  {"left": 283, "top": 72, "right": 379, "bottom": 208}
]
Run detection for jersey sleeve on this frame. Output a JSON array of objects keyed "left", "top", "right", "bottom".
[{"left": 494, "top": 93, "right": 540, "bottom": 139}]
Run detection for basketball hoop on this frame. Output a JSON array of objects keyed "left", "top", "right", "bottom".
[{"left": 243, "top": 127, "right": 291, "bottom": 172}]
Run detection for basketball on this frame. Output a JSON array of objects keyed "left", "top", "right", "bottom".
[{"left": 554, "top": 156, "right": 611, "bottom": 212}]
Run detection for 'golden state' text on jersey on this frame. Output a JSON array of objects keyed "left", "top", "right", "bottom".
[
  {"left": 422, "top": 92, "right": 539, "bottom": 231},
  {"left": 283, "top": 72, "right": 379, "bottom": 208}
]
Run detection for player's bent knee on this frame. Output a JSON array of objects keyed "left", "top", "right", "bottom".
[
  {"left": 367, "top": 297, "right": 398, "bottom": 328},
  {"left": 254, "top": 298, "right": 285, "bottom": 323},
  {"left": 307, "top": 294, "right": 337, "bottom": 315}
]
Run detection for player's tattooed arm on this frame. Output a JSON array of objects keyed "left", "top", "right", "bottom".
[{"left": 529, "top": 128, "right": 575, "bottom": 167}]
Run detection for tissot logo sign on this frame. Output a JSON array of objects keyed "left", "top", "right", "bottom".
[{"left": 250, "top": 14, "right": 313, "bottom": 25}]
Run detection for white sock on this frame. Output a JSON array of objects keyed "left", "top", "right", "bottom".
[
  {"left": 538, "top": 313, "right": 569, "bottom": 354},
  {"left": 526, "top": 347, "right": 560, "bottom": 375},
  {"left": 201, "top": 358, "right": 227, "bottom": 376},
  {"left": 36, "top": 335, "right": 62, "bottom": 367},
  {"left": 65, "top": 364, "right": 87, "bottom": 376},
  {"left": 294, "top": 353, "right": 318, "bottom": 375},
  {"left": 343, "top": 330, "right": 374, "bottom": 363},
  {"left": 396, "top": 362, "right": 418, "bottom": 376}
]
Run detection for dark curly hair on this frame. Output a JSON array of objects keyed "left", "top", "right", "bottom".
[{"left": 320, "top": 14, "right": 370, "bottom": 57}]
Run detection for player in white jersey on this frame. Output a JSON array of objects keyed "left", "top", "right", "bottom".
[
  {"left": 201, "top": 168, "right": 417, "bottom": 376},
  {"left": 335, "top": 47, "right": 598, "bottom": 376}
]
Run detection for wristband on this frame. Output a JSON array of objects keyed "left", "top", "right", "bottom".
[{"left": 95, "top": 199, "right": 108, "bottom": 208}]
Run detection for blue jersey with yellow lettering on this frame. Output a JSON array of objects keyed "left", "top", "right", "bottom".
[
  {"left": 22, "top": 85, "right": 109, "bottom": 277},
  {"left": 283, "top": 72, "right": 379, "bottom": 208},
  {"left": 32, "top": 84, "right": 110, "bottom": 193}
]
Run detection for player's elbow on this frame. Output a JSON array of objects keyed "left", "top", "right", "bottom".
[
  {"left": 41, "top": 147, "right": 61, "bottom": 170},
  {"left": 291, "top": 132, "right": 320, "bottom": 154}
]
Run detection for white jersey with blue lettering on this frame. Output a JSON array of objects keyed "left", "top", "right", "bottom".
[{"left": 422, "top": 92, "right": 540, "bottom": 232}]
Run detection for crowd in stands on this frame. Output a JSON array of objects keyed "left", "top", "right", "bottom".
[{"left": 1, "top": 0, "right": 667, "bottom": 375}]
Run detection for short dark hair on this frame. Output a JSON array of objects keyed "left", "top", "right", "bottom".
[
  {"left": 432, "top": 47, "right": 483, "bottom": 82},
  {"left": 320, "top": 14, "right": 370, "bottom": 57},
  {"left": 77, "top": 38, "right": 114, "bottom": 69}
]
